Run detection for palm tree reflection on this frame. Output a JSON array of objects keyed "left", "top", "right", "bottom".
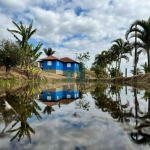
[
  {"left": 92, "top": 84, "right": 150, "bottom": 146},
  {"left": 91, "top": 84, "right": 133, "bottom": 123},
  {"left": 0, "top": 83, "right": 42, "bottom": 142},
  {"left": 42, "top": 106, "right": 55, "bottom": 115},
  {"left": 130, "top": 90, "right": 150, "bottom": 145},
  {"left": 75, "top": 84, "right": 90, "bottom": 111}
]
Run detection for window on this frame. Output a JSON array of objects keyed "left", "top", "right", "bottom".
[
  {"left": 57, "top": 61, "right": 59, "bottom": 66},
  {"left": 67, "top": 94, "right": 71, "bottom": 98},
  {"left": 67, "top": 63, "right": 71, "bottom": 67},
  {"left": 47, "top": 96, "right": 51, "bottom": 100},
  {"left": 47, "top": 61, "right": 52, "bottom": 66}
]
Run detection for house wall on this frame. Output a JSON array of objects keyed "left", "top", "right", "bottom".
[
  {"left": 42, "top": 91, "right": 63, "bottom": 101},
  {"left": 41, "top": 85, "right": 79, "bottom": 101},
  {"left": 41, "top": 60, "right": 80, "bottom": 77},
  {"left": 42, "top": 60, "right": 63, "bottom": 70},
  {"left": 42, "top": 90, "right": 79, "bottom": 101},
  {"left": 63, "top": 62, "right": 75, "bottom": 71},
  {"left": 43, "top": 70, "right": 63, "bottom": 75},
  {"left": 63, "top": 62, "right": 79, "bottom": 77}
]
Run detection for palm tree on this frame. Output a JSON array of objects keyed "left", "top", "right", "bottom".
[
  {"left": 94, "top": 51, "right": 109, "bottom": 69},
  {"left": 126, "top": 23, "right": 143, "bottom": 75},
  {"left": 7, "top": 21, "right": 36, "bottom": 48},
  {"left": 90, "top": 64, "right": 104, "bottom": 78},
  {"left": 29, "top": 43, "right": 43, "bottom": 65},
  {"left": 7, "top": 21, "right": 37, "bottom": 69},
  {"left": 141, "top": 63, "right": 148, "bottom": 73},
  {"left": 126, "top": 17, "right": 150, "bottom": 72},
  {"left": 43, "top": 47, "right": 55, "bottom": 56},
  {"left": 110, "top": 38, "right": 133, "bottom": 76},
  {"left": 130, "top": 68, "right": 142, "bottom": 75}
]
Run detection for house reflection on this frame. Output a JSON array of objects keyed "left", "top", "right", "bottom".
[{"left": 38, "top": 84, "right": 79, "bottom": 106}]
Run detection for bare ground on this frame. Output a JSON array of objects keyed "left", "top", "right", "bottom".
[
  {"left": 101, "top": 73, "right": 150, "bottom": 90},
  {"left": 0, "top": 66, "right": 66, "bottom": 80}
]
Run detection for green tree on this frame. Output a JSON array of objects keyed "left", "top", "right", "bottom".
[
  {"left": 93, "top": 49, "right": 119, "bottom": 77},
  {"left": 77, "top": 52, "right": 90, "bottom": 65},
  {"left": 76, "top": 52, "right": 90, "bottom": 78},
  {"left": 141, "top": 63, "right": 148, "bottom": 73},
  {"left": 126, "top": 17, "right": 150, "bottom": 72},
  {"left": 94, "top": 51, "right": 107, "bottom": 68},
  {"left": 7, "top": 21, "right": 36, "bottom": 48},
  {"left": 108, "top": 67, "right": 123, "bottom": 77},
  {"left": 110, "top": 38, "right": 132, "bottom": 76},
  {"left": 43, "top": 47, "right": 55, "bottom": 56},
  {"left": 130, "top": 68, "right": 142, "bottom": 75},
  {"left": 91, "top": 64, "right": 105, "bottom": 78},
  {"left": 0, "top": 39, "right": 22, "bottom": 72},
  {"left": 7, "top": 21, "right": 37, "bottom": 69},
  {"left": 29, "top": 43, "right": 43, "bottom": 65}
]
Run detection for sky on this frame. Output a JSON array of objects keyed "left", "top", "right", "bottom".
[{"left": 0, "top": 0, "right": 149, "bottom": 76}]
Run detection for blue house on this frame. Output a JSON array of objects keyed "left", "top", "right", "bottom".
[
  {"left": 38, "top": 84, "right": 79, "bottom": 102},
  {"left": 38, "top": 56, "right": 80, "bottom": 77}
]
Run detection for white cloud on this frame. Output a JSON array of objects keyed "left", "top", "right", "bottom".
[
  {"left": 0, "top": 0, "right": 26, "bottom": 12},
  {"left": 0, "top": 0, "right": 150, "bottom": 72}
]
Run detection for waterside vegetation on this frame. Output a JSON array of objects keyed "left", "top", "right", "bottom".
[
  {"left": 1, "top": 18, "right": 150, "bottom": 85},
  {"left": 91, "top": 17, "right": 150, "bottom": 80}
]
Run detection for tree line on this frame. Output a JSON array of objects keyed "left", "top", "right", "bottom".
[
  {"left": 91, "top": 17, "right": 150, "bottom": 78},
  {"left": 0, "top": 21, "right": 55, "bottom": 77}
]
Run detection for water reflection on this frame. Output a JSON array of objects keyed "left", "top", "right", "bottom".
[
  {"left": 39, "top": 84, "right": 79, "bottom": 101},
  {"left": 91, "top": 84, "right": 133, "bottom": 123},
  {"left": 130, "top": 89, "right": 150, "bottom": 145},
  {"left": 0, "top": 83, "right": 42, "bottom": 142},
  {"left": 91, "top": 83, "right": 150, "bottom": 147},
  {"left": 1, "top": 82, "right": 150, "bottom": 149},
  {"left": 38, "top": 84, "right": 79, "bottom": 113}
]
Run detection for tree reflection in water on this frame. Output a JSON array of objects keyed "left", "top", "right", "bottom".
[
  {"left": 91, "top": 84, "right": 150, "bottom": 146},
  {"left": 130, "top": 90, "right": 150, "bottom": 145},
  {"left": 42, "top": 106, "right": 55, "bottom": 115},
  {"left": 91, "top": 84, "right": 133, "bottom": 123},
  {"left": 75, "top": 84, "right": 90, "bottom": 111},
  {"left": 0, "top": 83, "right": 42, "bottom": 142}
]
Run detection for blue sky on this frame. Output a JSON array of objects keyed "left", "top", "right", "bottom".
[{"left": 0, "top": 0, "right": 150, "bottom": 76}]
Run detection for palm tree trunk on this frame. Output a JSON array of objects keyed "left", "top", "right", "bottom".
[
  {"left": 134, "top": 88, "right": 139, "bottom": 127},
  {"left": 148, "top": 49, "right": 150, "bottom": 72},
  {"left": 115, "top": 61, "right": 117, "bottom": 77},
  {"left": 118, "top": 58, "right": 121, "bottom": 76},
  {"left": 134, "top": 25, "right": 137, "bottom": 75}
]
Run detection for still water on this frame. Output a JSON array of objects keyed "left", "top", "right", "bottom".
[{"left": 0, "top": 83, "right": 150, "bottom": 150}]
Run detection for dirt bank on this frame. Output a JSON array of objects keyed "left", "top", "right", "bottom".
[
  {"left": 0, "top": 66, "right": 96, "bottom": 81},
  {"left": 0, "top": 66, "right": 66, "bottom": 80},
  {"left": 101, "top": 73, "right": 150, "bottom": 90}
]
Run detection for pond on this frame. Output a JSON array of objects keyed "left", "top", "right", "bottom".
[{"left": 0, "top": 82, "right": 150, "bottom": 150}]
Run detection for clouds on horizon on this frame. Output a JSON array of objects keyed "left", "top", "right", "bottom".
[{"left": 0, "top": 0, "right": 150, "bottom": 74}]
